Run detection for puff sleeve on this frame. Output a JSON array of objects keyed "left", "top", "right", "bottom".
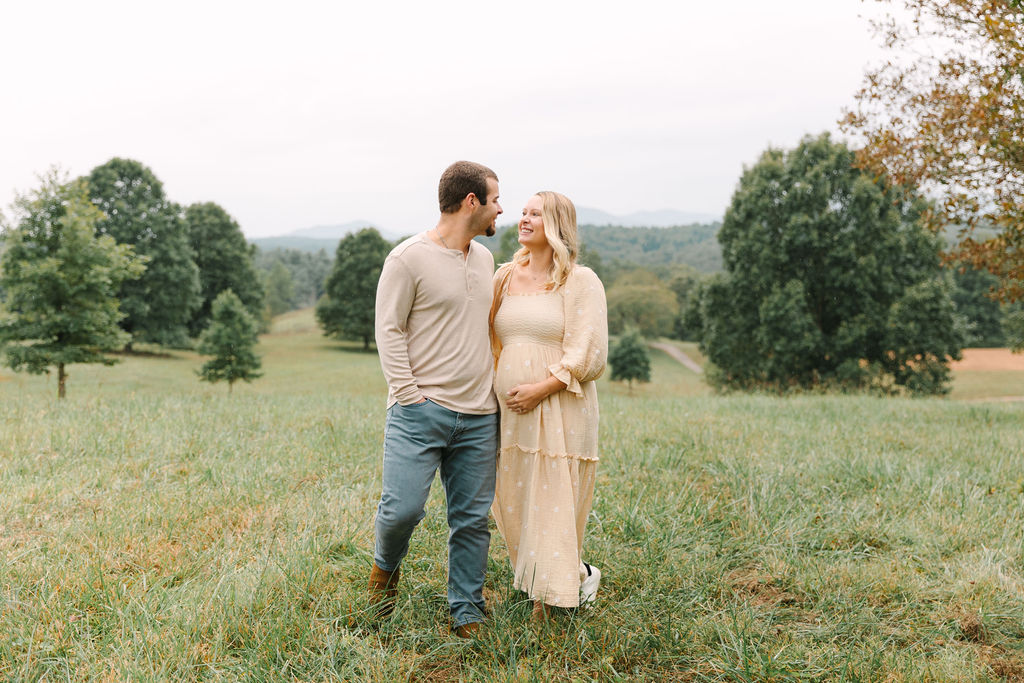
[{"left": 547, "top": 266, "right": 608, "bottom": 397}]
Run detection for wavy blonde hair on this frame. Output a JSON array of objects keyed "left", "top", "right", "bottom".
[{"left": 510, "top": 191, "right": 578, "bottom": 289}]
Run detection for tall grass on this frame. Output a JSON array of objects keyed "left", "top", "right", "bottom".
[{"left": 1, "top": 314, "right": 1022, "bottom": 680}]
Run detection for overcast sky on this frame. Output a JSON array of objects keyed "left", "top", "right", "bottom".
[{"left": 2, "top": 1, "right": 895, "bottom": 238}]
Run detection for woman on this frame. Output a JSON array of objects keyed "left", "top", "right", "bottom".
[{"left": 489, "top": 191, "right": 608, "bottom": 619}]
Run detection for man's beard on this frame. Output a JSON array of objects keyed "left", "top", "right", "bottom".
[{"left": 485, "top": 225, "right": 495, "bottom": 237}]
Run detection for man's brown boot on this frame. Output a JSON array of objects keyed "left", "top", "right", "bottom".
[
  {"left": 368, "top": 563, "right": 400, "bottom": 619},
  {"left": 454, "top": 621, "right": 481, "bottom": 639}
]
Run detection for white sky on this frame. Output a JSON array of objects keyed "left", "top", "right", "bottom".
[{"left": 1, "top": 0, "right": 894, "bottom": 238}]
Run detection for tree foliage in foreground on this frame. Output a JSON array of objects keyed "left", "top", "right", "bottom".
[
  {"left": 186, "top": 202, "right": 265, "bottom": 336},
  {"left": 0, "top": 172, "right": 145, "bottom": 398},
  {"left": 609, "top": 327, "right": 651, "bottom": 391},
  {"left": 87, "top": 158, "right": 201, "bottom": 348},
  {"left": 842, "top": 0, "right": 1024, "bottom": 300},
  {"left": 197, "top": 289, "right": 262, "bottom": 393},
  {"left": 698, "top": 134, "right": 964, "bottom": 395},
  {"left": 316, "top": 228, "right": 392, "bottom": 350}
]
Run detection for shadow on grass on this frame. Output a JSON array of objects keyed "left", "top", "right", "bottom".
[
  {"left": 320, "top": 343, "right": 379, "bottom": 355},
  {"left": 110, "top": 348, "right": 188, "bottom": 359}
]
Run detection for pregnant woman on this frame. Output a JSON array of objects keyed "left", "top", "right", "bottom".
[{"left": 489, "top": 190, "right": 608, "bottom": 619}]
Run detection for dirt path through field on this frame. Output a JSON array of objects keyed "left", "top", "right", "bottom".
[{"left": 648, "top": 342, "right": 703, "bottom": 374}]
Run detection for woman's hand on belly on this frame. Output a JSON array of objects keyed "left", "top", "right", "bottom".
[{"left": 504, "top": 376, "right": 568, "bottom": 414}]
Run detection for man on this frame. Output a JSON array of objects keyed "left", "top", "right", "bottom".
[{"left": 369, "top": 160, "right": 502, "bottom": 637}]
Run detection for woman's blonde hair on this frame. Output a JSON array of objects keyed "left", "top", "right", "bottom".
[{"left": 510, "top": 191, "right": 578, "bottom": 289}]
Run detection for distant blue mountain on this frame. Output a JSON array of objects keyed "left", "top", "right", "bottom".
[
  {"left": 250, "top": 236, "right": 340, "bottom": 253},
  {"left": 287, "top": 220, "right": 385, "bottom": 239},
  {"left": 250, "top": 221, "right": 403, "bottom": 253},
  {"left": 576, "top": 206, "right": 720, "bottom": 227}
]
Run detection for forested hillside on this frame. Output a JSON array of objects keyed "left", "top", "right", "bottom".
[{"left": 487, "top": 222, "right": 722, "bottom": 273}]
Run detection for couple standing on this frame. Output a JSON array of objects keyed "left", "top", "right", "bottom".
[{"left": 368, "top": 161, "right": 608, "bottom": 636}]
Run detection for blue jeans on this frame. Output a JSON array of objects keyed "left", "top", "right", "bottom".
[{"left": 373, "top": 399, "right": 499, "bottom": 627}]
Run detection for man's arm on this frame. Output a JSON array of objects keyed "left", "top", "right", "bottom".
[{"left": 374, "top": 256, "right": 423, "bottom": 405}]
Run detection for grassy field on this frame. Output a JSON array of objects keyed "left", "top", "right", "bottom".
[{"left": 1, "top": 311, "right": 1023, "bottom": 681}]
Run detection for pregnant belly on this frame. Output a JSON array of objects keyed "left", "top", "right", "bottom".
[{"left": 494, "top": 345, "right": 561, "bottom": 397}]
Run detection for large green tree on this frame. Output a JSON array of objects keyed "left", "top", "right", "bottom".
[
  {"left": 197, "top": 289, "right": 262, "bottom": 393},
  {"left": 186, "top": 202, "right": 265, "bottom": 336},
  {"left": 0, "top": 173, "right": 145, "bottom": 398},
  {"left": 316, "top": 228, "right": 392, "bottom": 350},
  {"left": 87, "top": 158, "right": 200, "bottom": 348},
  {"left": 699, "top": 134, "right": 964, "bottom": 394}
]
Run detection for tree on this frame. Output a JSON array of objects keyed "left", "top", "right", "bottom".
[
  {"left": 668, "top": 265, "right": 704, "bottom": 341},
  {"left": 675, "top": 283, "right": 705, "bottom": 342},
  {"left": 577, "top": 242, "right": 605, "bottom": 282},
  {"left": 87, "top": 158, "right": 200, "bottom": 348},
  {"left": 608, "top": 327, "right": 651, "bottom": 391},
  {"left": 0, "top": 172, "right": 145, "bottom": 398},
  {"left": 197, "top": 289, "right": 262, "bottom": 393},
  {"left": 606, "top": 270, "right": 678, "bottom": 338},
  {"left": 263, "top": 262, "right": 295, "bottom": 318},
  {"left": 700, "top": 133, "right": 964, "bottom": 394},
  {"left": 493, "top": 224, "right": 520, "bottom": 264},
  {"left": 1005, "top": 310, "right": 1024, "bottom": 352},
  {"left": 316, "top": 228, "right": 392, "bottom": 350},
  {"left": 254, "top": 246, "right": 332, "bottom": 309},
  {"left": 842, "top": 0, "right": 1024, "bottom": 300},
  {"left": 949, "top": 263, "right": 1010, "bottom": 347},
  {"left": 186, "top": 202, "right": 265, "bottom": 335}
]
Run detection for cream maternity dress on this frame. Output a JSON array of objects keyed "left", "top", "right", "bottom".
[{"left": 490, "top": 263, "right": 608, "bottom": 607}]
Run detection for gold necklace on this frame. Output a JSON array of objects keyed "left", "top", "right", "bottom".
[{"left": 524, "top": 264, "right": 548, "bottom": 280}]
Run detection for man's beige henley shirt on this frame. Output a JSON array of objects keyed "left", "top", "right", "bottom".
[{"left": 374, "top": 232, "right": 498, "bottom": 414}]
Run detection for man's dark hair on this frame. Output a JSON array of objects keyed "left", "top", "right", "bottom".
[{"left": 438, "top": 161, "right": 498, "bottom": 214}]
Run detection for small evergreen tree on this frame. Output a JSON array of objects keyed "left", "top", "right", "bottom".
[
  {"left": 609, "top": 328, "right": 651, "bottom": 392},
  {"left": 0, "top": 172, "right": 145, "bottom": 398},
  {"left": 197, "top": 289, "right": 262, "bottom": 393}
]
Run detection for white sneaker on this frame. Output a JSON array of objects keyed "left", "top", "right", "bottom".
[{"left": 580, "top": 562, "right": 601, "bottom": 607}]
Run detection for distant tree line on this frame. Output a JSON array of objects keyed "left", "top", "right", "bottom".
[
  {"left": 253, "top": 247, "right": 332, "bottom": 318},
  {"left": 489, "top": 222, "right": 721, "bottom": 280},
  {"left": 6, "top": 119, "right": 1020, "bottom": 399}
]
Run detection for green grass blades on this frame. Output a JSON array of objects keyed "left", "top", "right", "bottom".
[{"left": 2, "top": 315, "right": 1023, "bottom": 680}]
